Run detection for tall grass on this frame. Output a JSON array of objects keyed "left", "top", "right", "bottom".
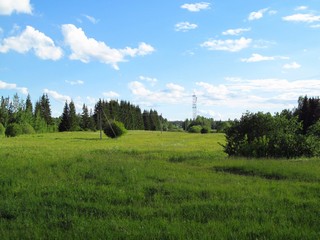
[{"left": 0, "top": 131, "right": 319, "bottom": 239}]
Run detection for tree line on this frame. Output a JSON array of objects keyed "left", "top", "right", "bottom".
[
  {"left": 223, "top": 96, "right": 320, "bottom": 158},
  {"left": 0, "top": 93, "right": 169, "bottom": 137}
]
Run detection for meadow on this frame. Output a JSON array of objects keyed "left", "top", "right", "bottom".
[{"left": 0, "top": 131, "right": 319, "bottom": 239}]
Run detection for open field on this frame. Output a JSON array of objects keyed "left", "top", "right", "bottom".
[{"left": 0, "top": 131, "right": 319, "bottom": 239}]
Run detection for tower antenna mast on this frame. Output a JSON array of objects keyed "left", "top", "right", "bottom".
[{"left": 192, "top": 93, "right": 197, "bottom": 120}]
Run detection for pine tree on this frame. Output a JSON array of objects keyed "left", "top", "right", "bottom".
[
  {"left": 69, "top": 100, "right": 79, "bottom": 131},
  {"left": 80, "top": 104, "right": 90, "bottom": 130},
  {"left": 59, "top": 101, "right": 70, "bottom": 132}
]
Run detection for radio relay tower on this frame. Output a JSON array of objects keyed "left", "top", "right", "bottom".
[{"left": 192, "top": 93, "right": 197, "bottom": 120}]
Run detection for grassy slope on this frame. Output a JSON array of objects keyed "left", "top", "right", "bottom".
[{"left": 0, "top": 131, "right": 319, "bottom": 239}]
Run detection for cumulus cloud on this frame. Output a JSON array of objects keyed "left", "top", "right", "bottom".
[
  {"left": 175, "top": 22, "right": 198, "bottom": 32},
  {"left": 248, "top": 8, "right": 269, "bottom": 21},
  {"left": 0, "top": 26, "right": 63, "bottom": 60},
  {"left": 43, "top": 89, "right": 71, "bottom": 103},
  {"left": 0, "top": 0, "right": 32, "bottom": 15},
  {"left": 181, "top": 2, "right": 210, "bottom": 12},
  {"left": 222, "top": 28, "right": 250, "bottom": 36},
  {"left": 61, "top": 24, "right": 154, "bottom": 70},
  {"left": 129, "top": 81, "right": 188, "bottom": 105},
  {"left": 139, "top": 75, "right": 158, "bottom": 85},
  {"left": 283, "top": 13, "right": 320, "bottom": 23},
  {"left": 103, "top": 91, "right": 120, "bottom": 99},
  {"left": 283, "top": 62, "right": 301, "bottom": 69},
  {"left": 241, "top": 53, "right": 289, "bottom": 63},
  {"left": 195, "top": 78, "right": 320, "bottom": 111},
  {"left": 0, "top": 80, "right": 28, "bottom": 95},
  {"left": 201, "top": 37, "right": 252, "bottom": 52}
]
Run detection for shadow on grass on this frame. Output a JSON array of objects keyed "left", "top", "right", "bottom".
[{"left": 213, "top": 166, "right": 287, "bottom": 181}]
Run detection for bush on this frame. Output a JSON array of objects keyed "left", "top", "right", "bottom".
[
  {"left": 5, "top": 123, "right": 22, "bottom": 137},
  {"left": 188, "top": 125, "right": 202, "bottom": 133},
  {"left": 223, "top": 112, "right": 314, "bottom": 158},
  {"left": 0, "top": 123, "right": 5, "bottom": 137},
  {"left": 201, "top": 126, "right": 210, "bottom": 134},
  {"left": 21, "top": 123, "right": 36, "bottom": 135},
  {"left": 103, "top": 120, "right": 127, "bottom": 138}
]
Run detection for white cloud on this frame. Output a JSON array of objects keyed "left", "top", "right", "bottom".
[
  {"left": 166, "top": 83, "right": 185, "bottom": 92},
  {"left": 0, "top": 80, "right": 28, "bottom": 95},
  {"left": 295, "top": 6, "right": 308, "bottom": 11},
  {"left": 248, "top": 8, "right": 268, "bottom": 21},
  {"left": 129, "top": 81, "right": 188, "bottom": 105},
  {"left": 283, "top": 13, "right": 320, "bottom": 23},
  {"left": 181, "top": 2, "right": 210, "bottom": 12},
  {"left": 61, "top": 24, "right": 154, "bottom": 70},
  {"left": 175, "top": 22, "right": 198, "bottom": 32},
  {"left": 65, "top": 80, "right": 84, "bottom": 85},
  {"left": 241, "top": 53, "right": 289, "bottom": 63},
  {"left": 0, "top": 0, "right": 32, "bottom": 15},
  {"left": 283, "top": 62, "right": 301, "bottom": 69},
  {"left": 83, "top": 14, "right": 99, "bottom": 24},
  {"left": 139, "top": 76, "right": 158, "bottom": 85},
  {"left": 43, "top": 89, "right": 71, "bottom": 103},
  {"left": 222, "top": 28, "right": 250, "bottom": 36},
  {"left": 195, "top": 78, "right": 320, "bottom": 111},
  {"left": 241, "top": 53, "right": 275, "bottom": 62},
  {"left": 0, "top": 26, "right": 63, "bottom": 60},
  {"left": 201, "top": 37, "right": 252, "bottom": 52},
  {"left": 103, "top": 91, "right": 120, "bottom": 99}
]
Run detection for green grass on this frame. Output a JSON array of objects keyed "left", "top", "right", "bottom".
[{"left": 0, "top": 131, "right": 319, "bottom": 239}]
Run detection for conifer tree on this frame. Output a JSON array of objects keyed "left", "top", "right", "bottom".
[{"left": 59, "top": 101, "right": 70, "bottom": 132}]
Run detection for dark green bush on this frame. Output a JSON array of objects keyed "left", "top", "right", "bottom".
[
  {"left": 5, "top": 123, "right": 22, "bottom": 137},
  {"left": 223, "top": 112, "right": 315, "bottom": 158},
  {"left": 103, "top": 120, "right": 127, "bottom": 138},
  {"left": 201, "top": 126, "right": 210, "bottom": 134}
]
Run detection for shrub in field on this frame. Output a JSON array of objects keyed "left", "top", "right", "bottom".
[
  {"left": 188, "top": 125, "right": 202, "bottom": 133},
  {"left": 5, "top": 123, "right": 22, "bottom": 137},
  {"left": 201, "top": 126, "right": 210, "bottom": 134},
  {"left": 223, "top": 111, "right": 314, "bottom": 158},
  {"left": 0, "top": 123, "right": 5, "bottom": 137},
  {"left": 103, "top": 120, "right": 127, "bottom": 138},
  {"left": 21, "top": 123, "right": 36, "bottom": 135}
]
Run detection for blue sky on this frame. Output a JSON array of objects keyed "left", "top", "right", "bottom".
[{"left": 1, "top": 0, "right": 320, "bottom": 120}]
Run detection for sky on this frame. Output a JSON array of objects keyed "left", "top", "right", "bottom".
[{"left": 1, "top": 0, "right": 320, "bottom": 121}]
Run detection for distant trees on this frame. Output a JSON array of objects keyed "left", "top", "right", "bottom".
[
  {"left": 0, "top": 93, "right": 170, "bottom": 136},
  {"left": 93, "top": 99, "right": 164, "bottom": 131},
  {"left": 0, "top": 93, "right": 57, "bottom": 136},
  {"left": 183, "top": 116, "right": 214, "bottom": 133}
]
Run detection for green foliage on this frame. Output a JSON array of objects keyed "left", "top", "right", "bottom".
[
  {"left": 223, "top": 111, "right": 315, "bottom": 158},
  {"left": 201, "top": 126, "right": 210, "bottom": 134},
  {"left": 188, "top": 125, "right": 202, "bottom": 133},
  {"left": 103, "top": 120, "right": 127, "bottom": 138},
  {"left": 0, "top": 123, "right": 5, "bottom": 137},
  {"left": 21, "top": 123, "right": 36, "bottom": 135},
  {"left": 5, "top": 123, "right": 22, "bottom": 137}
]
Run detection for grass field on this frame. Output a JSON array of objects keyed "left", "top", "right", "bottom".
[{"left": 0, "top": 131, "right": 319, "bottom": 239}]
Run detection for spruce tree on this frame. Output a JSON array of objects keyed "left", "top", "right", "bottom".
[
  {"left": 69, "top": 100, "right": 79, "bottom": 131},
  {"left": 59, "top": 101, "right": 70, "bottom": 132}
]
